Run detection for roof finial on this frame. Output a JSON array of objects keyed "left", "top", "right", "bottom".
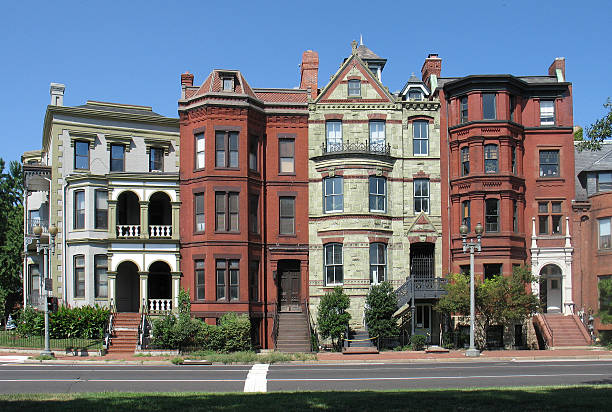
[
  {"left": 360, "top": 34, "right": 363, "bottom": 46},
  {"left": 351, "top": 40, "right": 358, "bottom": 54}
]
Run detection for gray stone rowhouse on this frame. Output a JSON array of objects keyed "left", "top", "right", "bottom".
[
  {"left": 308, "top": 42, "right": 443, "bottom": 343},
  {"left": 23, "top": 84, "right": 180, "bottom": 313}
]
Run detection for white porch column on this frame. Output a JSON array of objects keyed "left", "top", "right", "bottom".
[
  {"left": 563, "top": 217, "right": 574, "bottom": 315},
  {"left": 108, "top": 271, "right": 117, "bottom": 309},
  {"left": 171, "top": 272, "right": 181, "bottom": 312},
  {"left": 139, "top": 272, "right": 148, "bottom": 313}
]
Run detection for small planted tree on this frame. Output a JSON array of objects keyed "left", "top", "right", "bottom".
[
  {"left": 317, "top": 286, "right": 350, "bottom": 351},
  {"left": 365, "top": 282, "right": 399, "bottom": 341},
  {"left": 598, "top": 277, "right": 612, "bottom": 324}
]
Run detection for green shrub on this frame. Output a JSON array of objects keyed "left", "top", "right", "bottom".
[
  {"left": 17, "top": 306, "right": 44, "bottom": 337},
  {"left": 219, "top": 313, "right": 251, "bottom": 352},
  {"left": 152, "top": 314, "right": 178, "bottom": 348},
  {"left": 317, "top": 286, "right": 351, "bottom": 351},
  {"left": 170, "top": 357, "right": 183, "bottom": 365},
  {"left": 365, "top": 282, "right": 399, "bottom": 340},
  {"left": 599, "top": 330, "right": 612, "bottom": 348},
  {"left": 410, "top": 334, "right": 427, "bottom": 351},
  {"left": 17, "top": 305, "right": 108, "bottom": 339}
]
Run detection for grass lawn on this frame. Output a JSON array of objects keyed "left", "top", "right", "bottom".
[
  {"left": 0, "top": 386, "right": 610, "bottom": 411},
  {"left": 182, "top": 350, "right": 317, "bottom": 364},
  {"left": 0, "top": 331, "right": 103, "bottom": 350}
]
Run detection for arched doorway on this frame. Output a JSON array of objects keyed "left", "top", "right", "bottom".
[
  {"left": 539, "top": 264, "right": 562, "bottom": 313},
  {"left": 116, "top": 261, "right": 139, "bottom": 312},
  {"left": 117, "top": 191, "right": 140, "bottom": 238},
  {"left": 148, "top": 261, "right": 172, "bottom": 312},
  {"left": 148, "top": 192, "right": 172, "bottom": 238}
]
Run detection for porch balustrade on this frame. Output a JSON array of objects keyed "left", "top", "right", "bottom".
[
  {"left": 149, "top": 225, "right": 172, "bottom": 238},
  {"left": 27, "top": 218, "right": 48, "bottom": 235},
  {"left": 149, "top": 298, "right": 172, "bottom": 314},
  {"left": 116, "top": 225, "right": 141, "bottom": 238}
]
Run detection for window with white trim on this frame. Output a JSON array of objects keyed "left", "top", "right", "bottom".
[
  {"left": 413, "top": 121, "right": 429, "bottom": 156},
  {"left": 370, "top": 243, "right": 386, "bottom": 284},
  {"left": 414, "top": 179, "right": 429, "bottom": 213},
  {"left": 325, "top": 121, "right": 342, "bottom": 152},
  {"left": 324, "top": 243, "right": 343, "bottom": 286},
  {"left": 540, "top": 100, "right": 555, "bottom": 126},
  {"left": 323, "top": 177, "right": 343, "bottom": 213},
  {"left": 369, "top": 176, "right": 386, "bottom": 213}
]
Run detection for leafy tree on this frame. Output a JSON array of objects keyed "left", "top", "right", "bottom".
[
  {"left": 0, "top": 159, "right": 24, "bottom": 326},
  {"left": 317, "top": 286, "right": 350, "bottom": 351},
  {"left": 574, "top": 127, "right": 583, "bottom": 141},
  {"left": 435, "top": 266, "right": 539, "bottom": 348},
  {"left": 364, "top": 282, "right": 399, "bottom": 340},
  {"left": 598, "top": 277, "right": 612, "bottom": 324},
  {"left": 577, "top": 98, "right": 612, "bottom": 151}
]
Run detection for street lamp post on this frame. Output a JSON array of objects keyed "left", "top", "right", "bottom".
[
  {"left": 33, "top": 224, "right": 58, "bottom": 357},
  {"left": 459, "top": 222, "right": 483, "bottom": 358}
]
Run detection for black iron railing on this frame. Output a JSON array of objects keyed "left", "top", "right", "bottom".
[
  {"left": 396, "top": 277, "right": 448, "bottom": 308},
  {"left": 321, "top": 141, "right": 391, "bottom": 156}
]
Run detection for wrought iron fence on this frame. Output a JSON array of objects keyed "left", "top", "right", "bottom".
[{"left": 0, "top": 331, "right": 103, "bottom": 351}]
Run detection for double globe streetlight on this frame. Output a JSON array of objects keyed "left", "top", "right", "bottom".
[
  {"left": 459, "top": 221, "right": 483, "bottom": 358},
  {"left": 33, "top": 224, "right": 58, "bottom": 357}
]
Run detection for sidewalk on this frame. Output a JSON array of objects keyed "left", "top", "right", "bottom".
[{"left": 2, "top": 348, "right": 612, "bottom": 365}]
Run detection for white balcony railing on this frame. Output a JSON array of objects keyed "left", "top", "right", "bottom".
[
  {"left": 116, "top": 225, "right": 141, "bottom": 238},
  {"left": 27, "top": 218, "right": 48, "bottom": 235},
  {"left": 149, "top": 298, "right": 172, "bottom": 313},
  {"left": 149, "top": 225, "right": 172, "bottom": 238}
]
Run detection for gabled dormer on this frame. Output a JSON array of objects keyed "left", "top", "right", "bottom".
[
  {"left": 400, "top": 73, "right": 431, "bottom": 101},
  {"left": 315, "top": 41, "right": 394, "bottom": 104}
]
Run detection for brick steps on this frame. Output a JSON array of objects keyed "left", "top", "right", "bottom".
[
  {"left": 107, "top": 313, "right": 140, "bottom": 354},
  {"left": 543, "top": 314, "right": 591, "bottom": 347}
]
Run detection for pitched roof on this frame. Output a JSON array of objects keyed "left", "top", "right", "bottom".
[
  {"left": 356, "top": 44, "right": 383, "bottom": 60},
  {"left": 191, "top": 70, "right": 257, "bottom": 99},
  {"left": 254, "top": 89, "right": 308, "bottom": 103},
  {"left": 575, "top": 142, "right": 612, "bottom": 174}
]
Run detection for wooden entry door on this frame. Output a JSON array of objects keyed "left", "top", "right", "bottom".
[{"left": 279, "top": 270, "right": 301, "bottom": 312}]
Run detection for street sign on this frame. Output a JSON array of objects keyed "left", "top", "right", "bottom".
[{"left": 44, "top": 278, "right": 52, "bottom": 291}]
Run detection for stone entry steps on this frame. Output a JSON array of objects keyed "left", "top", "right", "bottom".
[
  {"left": 543, "top": 314, "right": 591, "bottom": 347},
  {"left": 343, "top": 329, "right": 379, "bottom": 354},
  {"left": 108, "top": 312, "right": 140, "bottom": 353},
  {"left": 276, "top": 312, "right": 311, "bottom": 353}
]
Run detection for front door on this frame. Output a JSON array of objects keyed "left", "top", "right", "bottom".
[
  {"left": 415, "top": 304, "right": 432, "bottom": 342},
  {"left": 116, "top": 262, "right": 139, "bottom": 312},
  {"left": 279, "top": 270, "right": 300, "bottom": 312}
]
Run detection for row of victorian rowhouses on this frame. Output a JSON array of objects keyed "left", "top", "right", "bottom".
[{"left": 23, "top": 41, "right": 607, "bottom": 350}]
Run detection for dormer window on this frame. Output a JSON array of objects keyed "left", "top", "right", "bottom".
[
  {"left": 408, "top": 89, "right": 423, "bottom": 101},
  {"left": 348, "top": 79, "right": 361, "bottom": 96},
  {"left": 368, "top": 65, "right": 380, "bottom": 79},
  {"left": 222, "top": 77, "right": 234, "bottom": 92}
]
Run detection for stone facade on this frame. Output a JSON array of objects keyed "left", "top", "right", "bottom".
[{"left": 308, "top": 43, "right": 442, "bottom": 340}]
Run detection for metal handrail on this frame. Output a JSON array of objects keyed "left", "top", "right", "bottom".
[
  {"left": 138, "top": 298, "right": 149, "bottom": 350},
  {"left": 104, "top": 298, "right": 116, "bottom": 350},
  {"left": 303, "top": 299, "right": 314, "bottom": 352},
  {"left": 540, "top": 313, "right": 554, "bottom": 348},
  {"left": 271, "top": 304, "right": 279, "bottom": 350}
]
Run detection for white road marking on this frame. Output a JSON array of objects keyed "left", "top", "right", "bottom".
[
  {"left": 268, "top": 372, "right": 611, "bottom": 382},
  {"left": 0, "top": 379, "right": 244, "bottom": 382},
  {"left": 243, "top": 363, "right": 269, "bottom": 392},
  {"left": 269, "top": 363, "right": 612, "bottom": 372},
  {"left": 0, "top": 356, "right": 29, "bottom": 363}
]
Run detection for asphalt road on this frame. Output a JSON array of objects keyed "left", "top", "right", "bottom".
[{"left": 0, "top": 360, "right": 611, "bottom": 393}]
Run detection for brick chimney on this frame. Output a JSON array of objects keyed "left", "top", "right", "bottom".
[
  {"left": 421, "top": 53, "right": 442, "bottom": 90},
  {"left": 180, "top": 72, "right": 194, "bottom": 99},
  {"left": 300, "top": 50, "right": 319, "bottom": 99},
  {"left": 50, "top": 83, "right": 65, "bottom": 106},
  {"left": 548, "top": 57, "right": 566, "bottom": 82}
]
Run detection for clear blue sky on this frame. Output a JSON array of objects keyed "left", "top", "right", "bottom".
[{"left": 1, "top": 0, "right": 610, "bottom": 164}]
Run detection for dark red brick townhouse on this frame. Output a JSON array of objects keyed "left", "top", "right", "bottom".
[{"left": 177, "top": 51, "right": 318, "bottom": 349}]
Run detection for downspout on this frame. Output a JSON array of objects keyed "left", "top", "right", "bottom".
[
  {"left": 445, "top": 96, "right": 452, "bottom": 272},
  {"left": 62, "top": 179, "right": 68, "bottom": 304},
  {"left": 262, "top": 133, "right": 268, "bottom": 348}
]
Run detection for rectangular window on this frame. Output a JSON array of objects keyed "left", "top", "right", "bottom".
[
  {"left": 461, "top": 147, "right": 470, "bottom": 176},
  {"left": 95, "top": 190, "right": 108, "bottom": 229},
  {"left": 29, "top": 264, "right": 40, "bottom": 297},
  {"left": 195, "top": 260, "right": 205, "bottom": 300},
  {"left": 279, "top": 138, "right": 295, "bottom": 173},
  {"left": 551, "top": 202, "right": 562, "bottom": 234},
  {"left": 539, "top": 150, "right": 559, "bottom": 177},
  {"left": 414, "top": 179, "right": 430, "bottom": 213},
  {"left": 600, "top": 218, "right": 611, "bottom": 249},
  {"left": 74, "top": 141, "right": 89, "bottom": 170},
  {"left": 413, "top": 121, "right": 429, "bottom": 156},
  {"left": 325, "top": 121, "right": 342, "bottom": 152},
  {"left": 222, "top": 78, "right": 233, "bottom": 91},
  {"left": 484, "top": 144, "right": 499, "bottom": 173},
  {"left": 216, "top": 259, "right": 239, "bottom": 301},
  {"left": 279, "top": 196, "right": 295, "bottom": 235},
  {"left": 538, "top": 202, "right": 549, "bottom": 234},
  {"left": 195, "top": 133, "right": 205, "bottom": 169},
  {"left": 460, "top": 96, "right": 468, "bottom": 123},
  {"left": 369, "top": 176, "right": 386, "bottom": 213},
  {"left": 462, "top": 200, "right": 471, "bottom": 231},
  {"left": 369, "top": 121, "right": 386, "bottom": 151},
  {"left": 540, "top": 100, "right": 555, "bottom": 126},
  {"left": 149, "top": 147, "right": 163, "bottom": 172},
  {"left": 513, "top": 200, "right": 518, "bottom": 233},
  {"left": 323, "top": 176, "right": 343, "bottom": 213},
  {"left": 248, "top": 194, "right": 259, "bottom": 234},
  {"left": 74, "top": 190, "right": 85, "bottom": 229},
  {"left": 215, "top": 131, "right": 239, "bottom": 168},
  {"left": 249, "top": 260, "right": 259, "bottom": 302},
  {"left": 74, "top": 255, "right": 85, "bottom": 298},
  {"left": 110, "top": 144, "right": 125, "bottom": 172},
  {"left": 511, "top": 146, "right": 517, "bottom": 174},
  {"left": 408, "top": 89, "right": 423, "bottom": 101},
  {"left": 482, "top": 93, "right": 496, "bottom": 120},
  {"left": 324, "top": 243, "right": 343, "bottom": 285},
  {"left": 195, "top": 193, "right": 205, "bottom": 232},
  {"left": 249, "top": 136, "right": 258, "bottom": 171},
  {"left": 215, "top": 192, "right": 239, "bottom": 232},
  {"left": 94, "top": 254, "right": 108, "bottom": 298},
  {"left": 484, "top": 263, "right": 502, "bottom": 280},
  {"left": 485, "top": 198, "right": 499, "bottom": 232},
  {"left": 597, "top": 172, "right": 612, "bottom": 192},
  {"left": 369, "top": 243, "right": 386, "bottom": 284},
  {"left": 348, "top": 79, "right": 361, "bottom": 96},
  {"left": 538, "top": 201, "right": 562, "bottom": 235}
]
